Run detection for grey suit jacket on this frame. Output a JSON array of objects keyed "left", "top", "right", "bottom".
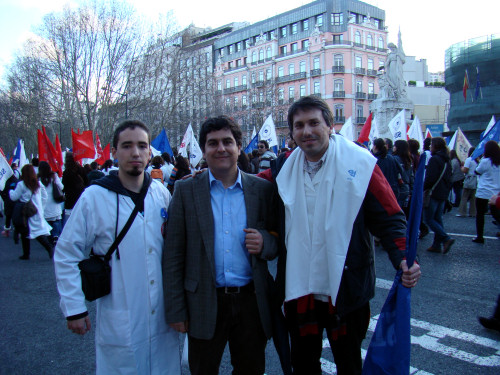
[{"left": 162, "top": 170, "right": 278, "bottom": 340}]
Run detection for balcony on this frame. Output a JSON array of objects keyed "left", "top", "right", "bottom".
[
  {"left": 334, "top": 116, "right": 345, "bottom": 123},
  {"left": 332, "top": 91, "right": 345, "bottom": 98},
  {"left": 354, "top": 67, "right": 366, "bottom": 75},
  {"left": 377, "top": 47, "right": 388, "bottom": 53},
  {"left": 215, "top": 90, "right": 222, "bottom": 96},
  {"left": 355, "top": 92, "right": 367, "bottom": 99},
  {"left": 253, "top": 81, "right": 265, "bottom": 88},
  {"left": 367, "top": 69, "right": 378, "bottom": 77},
  {"left": 332, "top": 65, "right": 345, "bottom": 73},
  {"left": 223, "top": 85, "right": 248, "bottom": 94},
  {"left": 277, "top": 48, "right": 305, "bottom": 58},
  {"left": 327, "top": 40, "right": 352, "bottom": 46},
  {"left": 310, "top": 69, "right": 321, "bottom": 77},
  {"left": 276, "top": 72, "right": 307, "bottom": 83},
  {"left": 356, "top": 117, "right": 367, "bottom": 124},
  {"left": 368, "top": 93, "right": 378, "bottom": 100},
  {"left": 278, "top": 99, "right": 284, "bottom": 105},
  {"left": 288, "top": 97, "right": 295, "bottom": 104},
  {"left": 365, "top": 45, "right": 376, "bottom": 51},
  {"left": 353, "top": 42, "right": 364, "bottom": 48},
  {"left": 252, "top": 102, "right": 265, "bottom": 109},
  {"left": 311, "top": 93, "right": 322, "bottom": 99}
]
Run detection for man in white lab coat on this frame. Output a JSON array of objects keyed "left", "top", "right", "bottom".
[{"left": 54, "top": 120, "right": 180, "bottom": 374}]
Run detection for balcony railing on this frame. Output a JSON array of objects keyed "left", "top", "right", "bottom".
[
  {"left": 365, "top": 45, "right": 376, "bottom": 51},
  {"left": 252, "top": 102, "right": 265, "bottom": 109},
  {"left": 223, "top": 85, "right": 248, "bottom": 94},
  {"left": 354, "top": 67, "right": 366, "bottom": 75},
  {"left": 367, "top": 69, "right": 378, "bottom": 77},
  {"left": 377, "top": 47, "right": 388, "bottom": 53},
  {"left": 355, "top": 92, "right": 367, "bottom": 99},
  {"left": 327, "top": 40, "right": 352, "bottom": 46},
  {"left": 277, "top": 48, "right": 306, "bottom": 58},
  {"left": 288, "top": 97, "right": 295, "bottom": 104},
  {"left": 276, "top": 72, "right": 307, "bottom": 83},
  {"left": 311, "top": 93, "right": 322, "bottom": 99},
  {"left": 332, "top": 91, "right": 345, "bottom": 98},
  {"left": 368, "top": 93, "right": 378, "bottom": 100},
  {"left": 215, "top": 90, "right": 222, "bottom": 96},
  {"left": 353, "top": 42, "right": 364, "bottom": 48},
  {"left": 310, "top": 69, "right": 321, "bottom": 77},
  {"left": 334, "top": 116, "right": 346, "bottom": 123},
  {"left": 356, "top": 117, "right": 367, "bottom": 124},
  {"left": 253, "top": 81, "right": 265, "bottom": 88},
  {"left": 332, "top": 65, "right": 345, "bottom": 73}
]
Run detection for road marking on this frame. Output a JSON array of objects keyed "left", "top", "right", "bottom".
[
  {"left": 319, "top": 278, "right": 500, "bottom": 373},
  {"left": 428, "top": 231, "right": 498, "bottom": 240}
]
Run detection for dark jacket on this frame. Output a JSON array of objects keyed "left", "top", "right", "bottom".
[
  {"left": 266, "top": 152, "right": 407, "bottom": 317},
  {"left": 373, "top": 152, "right": 403, "bottom": 201},
  {"left": 62, "top": 165, "right": 88, "bottom": 209},
  {"left": 424, "top": 150, "right": 452, "bottom": 201}
]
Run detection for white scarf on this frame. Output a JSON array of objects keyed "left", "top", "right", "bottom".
[{"left": 277, "top": 136, "right": 376, "bottom": 303}]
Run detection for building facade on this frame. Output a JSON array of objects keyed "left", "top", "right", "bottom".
[{"left": 212, "top": 0, "right": 388, "bottom": 144}]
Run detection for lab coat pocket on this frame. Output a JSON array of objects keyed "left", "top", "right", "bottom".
[{"left": 97, "top": 308, "right": 132, "bottom": 347}]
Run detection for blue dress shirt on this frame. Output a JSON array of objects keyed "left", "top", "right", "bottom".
[{"left": 209, "top": 170, "right": 252, "bottom": 288}]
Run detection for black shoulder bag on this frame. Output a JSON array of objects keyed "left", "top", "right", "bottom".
[{"left": 78, "top": 187, "right": 147, "bottom": 301}]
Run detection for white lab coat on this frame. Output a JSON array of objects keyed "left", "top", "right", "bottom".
[
  {"left": 54, "top": 180, "right": 180, "bottom": 374},
  {"left": 9, "top": 181, "right": 52, "bottom": 238},
  {"left": 41, "top": 175, "right": 64, "bottom": 220}
]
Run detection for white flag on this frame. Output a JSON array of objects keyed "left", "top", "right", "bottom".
[
  {"left": 258, "top": 115, "right": 278, "bottom": 148},
  {"left": 483, "top": 115, "right": 496, "bottom": 137},
  {"left": 251, "top": 126, "right": 257, "bottom": 140},
  {"left": 339, "top": 117, "right": 356, "bottom": 141},
  {"left": 387, "top": 110, "right": 407, "bottom": 141},
  {"left": 455, "top": 127, "right": 472, "bottom": 162},
  {"left": 407, "top": 116, "right": 424, "bottom": 152},
  {"left": 368, "top": 116, "right": 379, "bottom": 150},
  {"left": 448, "top": 130, "right": 457, "bottom": 150},
  {"left": 0, "top": 153, "right": 14, "bottom": 191},
  {"left": 178, "top": 124, "right": 193, "bottom": 158},
  {"left": 189, "top": 133, "right": 203, "bottom": 168}
]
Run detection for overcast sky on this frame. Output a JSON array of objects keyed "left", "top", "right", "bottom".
[{"left": 1, "top": 0, "right": 498, "bottom": 82}]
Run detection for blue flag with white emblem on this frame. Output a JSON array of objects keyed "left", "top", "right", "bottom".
[
  {"left": 151, "top": 129, "right": 173, "bottom": 157},
  {"left": 362, "top": 152, "right": 426, "bottom": 375},
  {"left": 244, "top": 134, "right": 259, "bottom": 154},
  {"left": 471, "top": 119, "right": 500, "bottom": 160}
]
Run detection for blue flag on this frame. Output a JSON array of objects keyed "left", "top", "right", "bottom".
[
  {"left": 151, "top": 129, "right": 173, "bottom": 157},
  {"left": 474, "top": 67, "right": 482, "bottom": 101},
  {"left": 244, "top": 134, "right": 259, "bottom": 154},
  {"left": 471, "top": 119, "right": 500, "bottom": 160},
  {"left": 362, "top": 152, "right": 426, "bottom": 375}
]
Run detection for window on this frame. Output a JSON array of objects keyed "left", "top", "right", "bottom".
[
  {"left": 333, "top": 34, "right": 344, "bottom": 44},
  {"left": 355, "top": 31, "right": 361, "bottom": 44},
  {"left": 236, "top": 42, "right": 241, "bottom": 52},
  {"left": 357, "top": 105, "right": 363, "bottom": 118},
  {"left": 252, "top": 94, "right": 257, "bottom": 103},
  {"left": 278, "top": 66, "right": 284, "bottom": 77},
  {"left": 270, "top": 30, "right": 276, "bottom": 39},
  {"left": 226, "top": 79, "right": 231, "bottom": 89},
  {"left": 266, "top": 46, "right": 272, "bottom": 59},
  {"left": 368, "top": 58, "right": 374, "bottom": 71},
  {"left": 266, "top": 68, "right": 272, "bottom": 80},
  {"left": 234, "top": 96, "right": 238, "bottom": 106},
  {"left": 303, "top": 19, "right": 309, "bottom": 31},
  {"left": 252, "top": 51, "right": 257, "bottom": 63},
  {"left": 251, "top": 72, "right": 256, "bottom": 83},
  {"left": 368, "top": 82, "right": 375, "bottom": 94},
  {"left": 289, "top": 86, "right": 295, "bottom": 99},
  {"left": 259, "top": 70, "right": 264, "bottom": 81},
  {"left": 366, "top": 34, "right": 373, "bottom": 47},
  {"left": 356, "top": 81, "right": 363, "bottom": 93},
  {"left": 302, "top": 40, "right": 309, "bottom": 50},
  {"left": 355, "top": 56, "right": 362, "bottom": 68},
  {"left": 378, "top": 36, "right": 384, "bottom": 49},
  {"left": 281, "top": 26, "right": 287, "bottom": 37},
  {"left": 331, "top": 13, "right": 343, "bottom": 26},
  {"left": 379, "top": 60, "right": 385, "bottom": 68},
  {"left": 300, "top": 85, "right": 306, "bottom": 97},
  {"left": 259, "top": 91, "right": 264, "bottom": 102},
  {"left": 374, "top": 19, "right": 380, "bottom": 29},
  {"left": 278, "top": 88, "right": 284, "bottom": 100},
  {"left": 334, "top": 54, "right": 343, "bottom": 66},
  {"left": 227, "top": 62, "right": 232, "bottom": 69},
  {"left": 313, "top": 57, "right": 320, "bottom": 70},
  {"left": 314, "top": 81, "right": 320, "bottom": 94},
  {"left": 226, "top": 98, "right": 231, "bottom": 106},
  {"left": 234, "top": 77, "right": 239, "bottom": 86},
  {"left": 300, "top": 61, "right": 306, "bottom": 73},
  {"left": 291, "top": 42, "right": 298, "bottom": 52},
  {"left": 242, "top": 95, "right": 247, "bottom": 105},
  {"left": 245, "top": 39, "right": 251, "bottom": 49},
  {"left": 335, "top": 104, "right": 344, "bottom": 119},
  {"left": 242, "top": 75, "right": 247, "bottom": 85},
  {"left": 259, "top": 49, "right": 264, "bottom": 61},
  {"left": 316, "top": 14, "right": 323, "bottom": 27},
  {"left": 334, "top": 79, "right": 344, "bottom": 91},
  {"left": 289, "top": 63, "right": 295, "bottom": 75},
  {"left": 217, "top": 81, "right": 222, "bottom": 91},
  {"left": 292, "top": 23, "right": 298, "bottom": 34},
  {"left": 229, "top": 45, "right": 234, "bottom": 54},
  {"left": 219, "top": 48, "right": 224, "bottom": 57}
]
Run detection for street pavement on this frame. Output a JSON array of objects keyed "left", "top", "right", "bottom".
[{"left": 0, "top": 206, "right": 499, "bottom": 374}]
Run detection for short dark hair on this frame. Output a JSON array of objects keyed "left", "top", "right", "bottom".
[
  {"left": 430, "top": 137, "right": 448, "bottom": 154},
  {"left": 161, "top": 152, "right": 171, "bottom": 164},
  {"left": 287, "top": 95, "right": 334, "bottom": 133},
  {"left": 423, "top": 137, "right": 432, "bottom": 150},
  {"left": 112, "top": 120, "right": 151, "bottom": 149},
  {"left": 258, "top": 140, "right": 269, "bottom": 149},
  {"left": 90, "top": 161, "right": 99, "bottom": 170},
  {"left": 384, "top": 138, "right": 393, "bottom": 149},
  {"left": 373, "top": 138, "right": 388, "bottom": 157},
  {"left": 199, "top": 116, "right": 242, "bottom": 152}
]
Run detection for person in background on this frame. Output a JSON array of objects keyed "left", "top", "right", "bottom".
[
  {"left": 62, "top": 152, "right": 88, "bottom": 221},
  {"left": 249, "top": 149, "right": 260, "bottom": 174},
  {"left": 38, "top": 161, "right": 64, "bottom": 245},
  {"left": 10, "top": 164, "right": 54, "bottom": 260},
  {"left": 167, "top": 155, "right": 191, "bottom": 194},
  {"left": 237, "top": 150, "right": 252, "bottom": 173},
  {"left": 457, "top": 147, "right": 478, "bottom": 218},
  {"left": 393, "top": 140, "right": 414, "bottom": 218},
  {"left": 385, "top": 138, "right": 394, "bottom": 155},
  {"left": 149, "top": 155, "right": 165, "bottom": 183},
  {"left": 32, "top": 157, "right": 40, "bottom": 175},
  {"left": 11, "top": 163, "right": 21, "bottom": 179},
  {"left": 86, "top": 161, "right": 104, "bottom": 184},
  {"left": 1, "top": 174, "right": 19, "bottom": 237},
  {"left": 257, "top": 140, "right": 277, "bottom": 173},
  {"left": 372, "top": 138, "right": 403, "bottom": 202},
  {"left": 472, "top": 140, "right": 500, "bottom": 243},
  {"left": 449, "top": 150, "right": 465, "bottom": 207},
  {"left": 161, "top": 152, "right": 175, "bottom": 184}
]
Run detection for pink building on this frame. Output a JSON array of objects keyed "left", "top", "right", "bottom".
[{"left": 213, "top": 0, "right": 388, "bottom": 144}]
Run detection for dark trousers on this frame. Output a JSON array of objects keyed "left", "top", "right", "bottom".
[
  {"left": 19, "top": 227, "right": 53, "bottom": 258},
  {"left": 286, "top": 301, "right": 370, "bottom": 375},
  {"left": 475, "top": 197, "right": 489, "bottom": 239},
  {"left": 188, "top": 288, "right": 267, "bottom": 375}
]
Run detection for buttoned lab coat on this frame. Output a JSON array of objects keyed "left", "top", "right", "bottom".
[{"left": 54, "top": 179, "right": 180, "bottom": 374}]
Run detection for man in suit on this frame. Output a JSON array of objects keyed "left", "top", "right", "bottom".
[{"left": 163, "top": 116, "right": 278, "bottom": 375}]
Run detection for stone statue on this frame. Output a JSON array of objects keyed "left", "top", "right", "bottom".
[{"left": 384, "top": 41, "right": 406, "bottom": 99}]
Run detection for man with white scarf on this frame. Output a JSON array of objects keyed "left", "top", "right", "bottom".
[{"left": 258, "top": 96, "right": 421, "bottom": 375}]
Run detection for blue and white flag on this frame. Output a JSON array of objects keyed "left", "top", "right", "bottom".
[
  {"left": 11, "top": 139, "right": 28, "bottom": 169},
  {"left": 480, "top": 116, "right": 496, "bottom": 141},
  {"left": 407, "top": 116, "right": 424, "bottom": 152},
  {"left": 258, "top": 115, "right": 278, "bottom": 148},
  {"left": 244, "top": 134, "right": 259, "bottom": 154},
  {"left": 362, "top": 152, "right": 426, "bottom": 375},
  {"left": 388, "top": 110, "right": 407, "bottom": 141},
  {"left": 151, "top": 129, "right": 173, "bottom": 157},
  {"left": 0, "top": 153, "right": 14, "bottom": 191},
  {"left": 471, "top": 119, "right": 500, "bottom": 160}
]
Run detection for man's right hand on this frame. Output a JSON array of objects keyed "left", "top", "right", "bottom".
[
  {"left": 170, "top": 321, "right": 189, "bottom": 333},
  {"left": 67, "top": 316, "right": 91, "bottom": 335}
]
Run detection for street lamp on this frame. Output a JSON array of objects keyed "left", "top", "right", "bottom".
[{"left": 103, "top": 87, "right": 128, "bottom": 119}]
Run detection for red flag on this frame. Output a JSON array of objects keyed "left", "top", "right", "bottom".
[
  {"left": 463, "top": 70, "right": 469, "bottom": 102},
  {"left": 38, "top": 129, "right": 49, "bottom": 162},
  {"left": 425, "top": 128, "right": 432, "bottom": 138},
  {"left": 94, "top": 133, "right": 106, "bottom": 165},
  {"left": 55, "top": 134, "right": 64, "bottom": 177},
  {"left": 41, "top": 126, "right": 62, "bottom": 175},
  {"left": 101, "top": 144, "right": 111, "bottom": 164},
  {"left": 0, "top": 147, "right": 6, "bottom": 158},
  {"left": 357, "top": 113, "right": 372, "bottom": 144},
  {"left": 72, "top": 129, "right": 95, "bottom": 162}
]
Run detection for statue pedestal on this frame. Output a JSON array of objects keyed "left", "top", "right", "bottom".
[{"left": 370, "top": 97, "right": 414, "bottom": 139}]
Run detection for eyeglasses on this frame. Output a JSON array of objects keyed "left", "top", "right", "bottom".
[{"left": 258, "top": 145, "right": 265, "bottom": 149}]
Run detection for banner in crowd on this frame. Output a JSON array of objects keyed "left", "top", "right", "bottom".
[
  {"left": 178, "top": 124, "right": 193, "bottom": 158},
  {"left": 471, "top": 118, "right": 500, "bottom": 160},
  {"left": 0, "top": 152, "right": 14, "bottom": 191},
  {"left": 258, "top": 115, "right": 278, "bottom": 151},
  {"left": 339, "top": 117, "right": 355, "bottom": 141},
  {"left": 407, "top": 116, "right": 424, "bottom": 152},
  {"left": 368, "top": 116, "right": 379, "bottom": 150},
  {"left": 71, "top": 129, "right": 96, "bottom": 162},
  {"left": 357, "top": 113, "right": 373, "bottom": 145},
  {"left": 388, "top": 110, "right": 407, "bottom": 141},
  {"left": 244, "top": 134, "right": 259, "bottom": 154},
  {"left": 10, "top": 139, "right": 28, "bottom": 169},
  {"left": 151, "top": 129, "right": 173, "bottom": 157},
  {"left": 480, "top": 116, "right": 496, "bottom": 140},
  {"left": 452, "top": 128, "right": 472, "bottom": 162}
]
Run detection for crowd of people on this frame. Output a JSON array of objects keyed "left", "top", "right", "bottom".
[{"left": 0, "top": 95, "right": 499, "bottom": 374}]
